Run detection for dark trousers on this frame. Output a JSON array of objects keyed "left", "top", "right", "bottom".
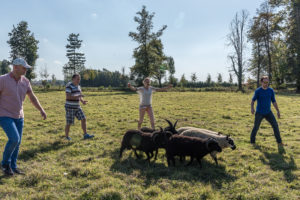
[{"left": 250, "top": 111, "right": 282, "bottom": 143}]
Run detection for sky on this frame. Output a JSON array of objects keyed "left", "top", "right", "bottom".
[{"left": 0, "top": 0, "right": 265, "bottom": 81}]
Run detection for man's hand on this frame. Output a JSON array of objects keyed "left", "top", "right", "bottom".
[
  {"left": 251, "top": 108, "right": 255, "bottom": 114},
  {"left": 40, "top": 110, "right": 47, "bottom": 120},
  {"left": 81, "top": 100, "right": 88, "bottom": 105},
  {"left": 277, "top": 111, "right": 281, "bottom": 119}
]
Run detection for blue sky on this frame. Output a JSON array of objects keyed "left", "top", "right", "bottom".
[{"left": 0, "top": 0, "right": 265, "bottom": 81}]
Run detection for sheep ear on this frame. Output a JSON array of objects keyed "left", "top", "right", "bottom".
[
  {"left": 165, "top": 119, "right": 173, "bottom": 127},
  {"left": 226, "top": 135, "right": 230, "bottom": 140},
  {"left": 174, "top": 120, "right": 178, "bottom": 129},
  {"left": 152, "top": 133, "right": 159, "bottom": 143}
]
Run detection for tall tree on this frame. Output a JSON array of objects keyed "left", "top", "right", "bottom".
[
  {"left": 167, "top": 56, "right": 176, "bottom": 84},
  {"left": 63, "top": 33, "right": 86, "bottom": 81},
  {"left": 217, "top": 73, "right": 223, "bottom": 84},
  {"left": 227, "top": 10, "right": 249, "bottom": 91},
  {"left": 0, "top": 59, "right": 11, "bottom": 75},
  {"left": 7, "top": 21, "right": 39, "bottom": 81},
  {"left": 248, "top": 16, "right": 266, "bottom": 88},
  {"left": 206, "top": 74, "right": 212, "bottom": 85},
  {"left": 129, "top": 5, "right": 167, "bottom": 84},
  {"left": 179, "top": 74, "right": 187, "bottom": 87},
  {"left": 150, "top": 39, "right": 167, "bottom": 87},
  {"left": 191, "top": 73, "right": 197, "bottom": 84}
]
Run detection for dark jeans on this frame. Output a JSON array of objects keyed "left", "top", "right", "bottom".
[{"left": 250, "top": 111, "right": 282, "bottom": 143}]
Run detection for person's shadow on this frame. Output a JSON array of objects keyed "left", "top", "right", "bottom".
[{"left": 255, "top": 144, "right": 297, "bottom": 183}]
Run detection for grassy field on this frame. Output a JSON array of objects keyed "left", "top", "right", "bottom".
[{"left": 0, "top": 90, "right": 299, "bottom": 200}]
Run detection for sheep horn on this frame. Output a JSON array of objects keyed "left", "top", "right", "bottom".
[
  {"left": 165, "top": 119, "right": 173, "bottom": 127},
  {"left": 159, "top": 126, "right": 163, "bottom": 132},
  {"left": 173, "top": 120, "right": 178, "bottom": 129}
]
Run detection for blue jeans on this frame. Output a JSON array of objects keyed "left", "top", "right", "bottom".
[
  {"left": 250, "top": 112, "right": 282, "bottom": 143},
  {"left": 0, "top": 117, "right": 24, "bottom": 169}
]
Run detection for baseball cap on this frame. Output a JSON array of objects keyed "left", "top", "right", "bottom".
[{"left": 12, "top": 58, "right": 31, "bottom": 69}]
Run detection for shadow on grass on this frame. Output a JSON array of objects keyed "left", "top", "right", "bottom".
[
  {"left": 109, "top": 148, "right": 236, "bottom": 189},
  {"left": 255, "top": 144, "right": 298, "bottom": 183},
  {"left": 18, "top": 139, "right": 73, "bottom": 161}
]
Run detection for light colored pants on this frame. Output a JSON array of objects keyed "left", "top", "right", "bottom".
[{"left": 138, "top": 105, "right": 155, "bottom": 129}]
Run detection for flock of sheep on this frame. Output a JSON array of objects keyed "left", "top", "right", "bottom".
[{"left": 119, "top": 120, "right": 236, "bottom": 168}]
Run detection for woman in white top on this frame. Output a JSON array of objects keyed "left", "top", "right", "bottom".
[{"left": 128, "top": 77, "right": 172, "bottom": 130}]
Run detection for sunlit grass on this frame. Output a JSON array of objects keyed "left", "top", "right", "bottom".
[{"left": 0, "top": 91, "right": 299, "bottom": 199}]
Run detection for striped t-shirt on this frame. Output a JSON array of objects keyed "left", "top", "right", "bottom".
[{"left": 65, "top": 82, "right": 81, "bottom": 108}]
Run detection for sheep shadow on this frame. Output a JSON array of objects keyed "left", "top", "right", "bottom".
[
  {"left": 255, "top": 144, "right": 298, "bottom": 183},
  {"left": 109, "top": 148, "right": 236, "bottom": 189},
  {"left": 18, "top": 139, "right": 73, "bottom": 161}
]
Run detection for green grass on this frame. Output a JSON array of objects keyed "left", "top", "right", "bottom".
[{"left": 0, "top": 91, "right": 299, "bottom": 199}]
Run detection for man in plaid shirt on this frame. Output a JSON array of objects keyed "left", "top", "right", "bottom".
[{"left": 65, "top": 74, "right": 94, "bottom": 140}]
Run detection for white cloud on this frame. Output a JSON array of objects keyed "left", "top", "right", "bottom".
[
  {"left": 174, "top": 12, "right": 185, "bottom": 29},
  {"left": 90, "top": 13, "right": 98, "bottom": 20},
  {"left": 53, "top": 60, "right": 63, "bottom": 65}
]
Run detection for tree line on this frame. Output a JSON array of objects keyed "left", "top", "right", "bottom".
[
  {"left": 228, "top": 0, "right": 300, "bottom": 92},
  {"left": 1, "top": 2, "right": 300, "bottom": 91}
]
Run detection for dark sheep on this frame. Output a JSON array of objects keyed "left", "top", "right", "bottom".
[
  {"left": 119, "top": 128, "right": 171, "bottom": 163},
  {"left": 166, "top": 135, "right": 222, "bottom": 167}
]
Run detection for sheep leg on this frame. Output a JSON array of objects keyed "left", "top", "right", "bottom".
[
  {"left": 180, "top": 156, "right": 186, "bottom": 163},
  {"left": 145, "top": 152, "right": 152, "bottom": 163},
  {"left": 154, "top": 149, "right": 158, "bottom": 160},
  {"left": 119, "top": 146, "right": 125, "bottom": 158},
  {"left": 210, "top": 152, "right": 218, "bottom": 165},
  {"left": 185, "top": 156, "right": 194, "bottom": 166},
  {"left": 196, "top": 157, "right": 202, "bottom": 168},
  {"left": 134, "top": 149, "right": 141, "bottom": 159}
]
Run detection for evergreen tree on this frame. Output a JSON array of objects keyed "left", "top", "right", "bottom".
[
  {"left": 7, "top": 21, "right": 39, "bottom": 81},
  {"left": 206, "top": 74, "right": 212, "bottom": 85},
  {"left": 63, "top": 33, "right": 86, "bottom": 81},
  {"left": 217, "top": 73, "right": 223, "bottom": 84},
  {"left": 129, "top": 5, "right": 167, "bottom": 85}
]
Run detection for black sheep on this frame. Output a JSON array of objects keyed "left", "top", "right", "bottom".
[
  {"left": 119, "top": 129, "right": 171, "bottom": 163},
  {"left": 166, "top": 135, "right": 222, "bottom": 167}
]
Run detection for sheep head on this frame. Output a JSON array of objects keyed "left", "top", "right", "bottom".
[
  {"left": 164, "top": 119, "right": 178, "bottom": 134},
  {"left": 152, "top": 128, "right": 171, "bottom": 148},
  {"left": 226, "top": 135, "right": 236, "bottom": 150}
]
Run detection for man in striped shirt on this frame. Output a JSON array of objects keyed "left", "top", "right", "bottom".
[{"left": 65, "top": 74, "right": 94, "bottom": 140}]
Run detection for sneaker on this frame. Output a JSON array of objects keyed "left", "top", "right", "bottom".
[
  {"left": 65, "top": 136, "right": 72, "bottom": 141},
  {"left": 12, "top": 168, "right": 25, "bottom": 175},
  {"left": 83, "top": 133, "right": 94, "bottom": 139},
  {"left": 2, "top": 164, "right": 14, "bottom": 176}
]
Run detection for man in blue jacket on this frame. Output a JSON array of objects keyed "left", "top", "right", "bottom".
[{"left": 250, "top": 76, "right": 283, "bottom": 145}]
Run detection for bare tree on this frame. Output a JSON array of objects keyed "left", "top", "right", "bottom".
[{"left": 227, "top": 10, "right": 249, "bottom": 91}]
